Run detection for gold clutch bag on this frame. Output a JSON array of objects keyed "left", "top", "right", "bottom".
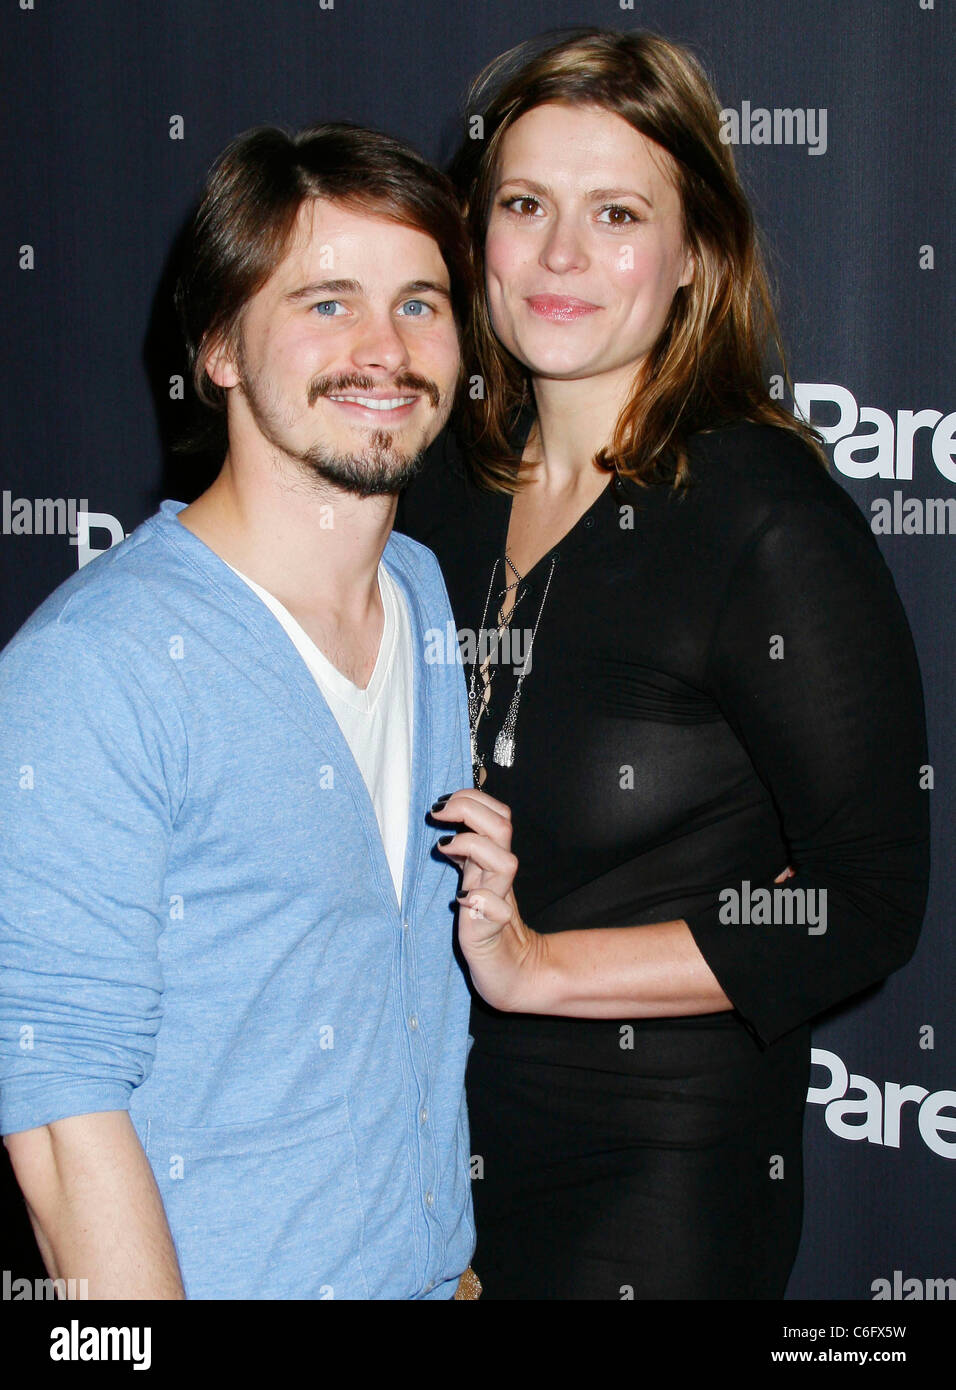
[{"left": 453, "top": 1266, "right": 482, "bottom": 1300}]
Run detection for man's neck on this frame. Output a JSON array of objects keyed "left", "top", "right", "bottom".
[{"left": 177, "top": 448, "right": 396, "bottom": 625}]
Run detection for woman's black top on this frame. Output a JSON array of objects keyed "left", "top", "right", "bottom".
[
  {"left": 396, "top": 414, "right": 930, "bottom": 1056},
  {"left": 396, "top": 412, "right": 930, "bottom": 1298}
]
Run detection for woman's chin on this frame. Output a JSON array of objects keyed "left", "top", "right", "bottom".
[{"left": 507, "top": 346, "right": 606, "bottom": 381}]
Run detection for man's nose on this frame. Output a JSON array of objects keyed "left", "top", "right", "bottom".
[{"left": 347, "top": 311, "right": 410, "bottom": 375}]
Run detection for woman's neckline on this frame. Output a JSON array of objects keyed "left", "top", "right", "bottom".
[{"left": 499, "top": 403, "right": 617, "bottom": 587}]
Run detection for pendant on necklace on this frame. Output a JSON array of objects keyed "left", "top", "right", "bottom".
[{"left": 493, "top": 731, "right": 515, "bottom": 767}]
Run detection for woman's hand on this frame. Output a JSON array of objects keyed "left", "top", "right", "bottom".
[
  {"left": 431, "top": 788, "right": 798, "bottom": 1017},
  {"left": 431, "top": 788, "right": 547, "bottom": 1012}
]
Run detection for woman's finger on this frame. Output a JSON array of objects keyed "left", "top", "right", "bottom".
[
  {"left": 437, "top": 829, "right": 518, "bottom": 888},
  {"left": 457, "top": 887, "right": 512, "bottom": 927},
  {"left": 457, "top": 857, "right": 483, "bottom": 899},
  {"left": 431, "top": 786, "right": 513, "bottom": 822},
  {"left": 431, "top": 792, "right": 513, "bottom": 849}
]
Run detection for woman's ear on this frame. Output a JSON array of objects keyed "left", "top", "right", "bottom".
[{"left": 679, "top": 246, "right": 696, "bottom": 289}]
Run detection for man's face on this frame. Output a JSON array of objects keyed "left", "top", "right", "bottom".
[{"left": 212, "top": 198, "right": 461, "bottom": 496}]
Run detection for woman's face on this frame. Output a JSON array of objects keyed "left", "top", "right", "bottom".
[{"left": 484, "top": 102, "right": 694, "bottom": 384}]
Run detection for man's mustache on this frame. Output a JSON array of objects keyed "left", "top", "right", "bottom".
[{"left": 307, "top": 373, "right": 442, "bottom": 410}]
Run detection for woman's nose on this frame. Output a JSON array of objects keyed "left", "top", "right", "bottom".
[{"left": 538, "top": 214, "right": 589, "bottom": 275}]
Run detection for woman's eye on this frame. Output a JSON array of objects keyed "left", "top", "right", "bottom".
[
  {"left": 501, "top": 195, "right": 542, "bottom": 217},
  {"left": 313, "top": 300, "right": 346, "bottom": 316},
  {"left": 597, "top": 205, "right": 639, "bottom": 226},
  {"left": 398, "top": 300, "right": 432, "bottom": 318}
]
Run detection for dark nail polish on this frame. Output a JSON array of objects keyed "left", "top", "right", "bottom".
[
  {"left": 431, "top": 795, "right": 450, "bottom": 811},
  {"left": 438, "top": 834, "right": 454, "bottom": 846},
  {"left": 455, "top": 890, "right": 469, "bottom": 900}
]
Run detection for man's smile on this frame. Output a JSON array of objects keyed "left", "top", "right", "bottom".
[{"left": 325, "top": 392, "right": 422, "bottom": 421}]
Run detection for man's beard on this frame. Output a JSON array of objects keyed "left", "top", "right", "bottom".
[
  {"left": 236, "top": 357, "right": 447, "bottom": 498},
  {"left": 297, "top": 427, "right": 428, "bottom": 498}
]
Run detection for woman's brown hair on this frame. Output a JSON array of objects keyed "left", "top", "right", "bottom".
[{"left": 449, "top": 28, "right": 825, "bottom": 491}]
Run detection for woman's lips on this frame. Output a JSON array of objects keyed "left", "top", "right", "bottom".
[{"left": 525, "top": 295, "right": 601, "bottom": 322}]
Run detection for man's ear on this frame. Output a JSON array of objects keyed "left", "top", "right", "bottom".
[{"left": 203, "top": 336, "right": 241, "bottom": 391}]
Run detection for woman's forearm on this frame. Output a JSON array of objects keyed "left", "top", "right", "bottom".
[
  {"left": 530, "top": 917, "right": 732, "bottom": 1018},
  {"left": 437, "top": 789, "right": 743, "bottom": 1017}
]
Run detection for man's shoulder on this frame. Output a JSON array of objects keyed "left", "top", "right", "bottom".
[
  {"left": 2, "top": 505, "right": 198, "bottom": 669},
  {"left": 383, "top": 526, "right": 448, "bottom": 599}
]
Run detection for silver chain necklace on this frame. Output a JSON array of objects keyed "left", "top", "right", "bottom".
[{"left": 467, "top": 553, "right": 557, "bottom": 779}]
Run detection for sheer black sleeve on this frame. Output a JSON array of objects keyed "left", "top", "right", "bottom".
[{"left": 684, "top": 497, "right": 931, "bottom": 1045}]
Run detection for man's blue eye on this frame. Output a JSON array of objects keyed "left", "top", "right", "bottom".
[{"left": 313, "top": 301, "right": 343, "bottom": 316}]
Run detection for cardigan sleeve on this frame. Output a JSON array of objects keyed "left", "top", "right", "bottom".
[
  {"left": 683, "top": 496, "right": 931, "bottom": 1045},
  {"left": 0, "top": 624, "right": 173, "bottom": 1133}
]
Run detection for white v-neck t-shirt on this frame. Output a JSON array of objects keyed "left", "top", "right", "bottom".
[{"left": 227, "top": 560, "right": 414, "bottom": 907}]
